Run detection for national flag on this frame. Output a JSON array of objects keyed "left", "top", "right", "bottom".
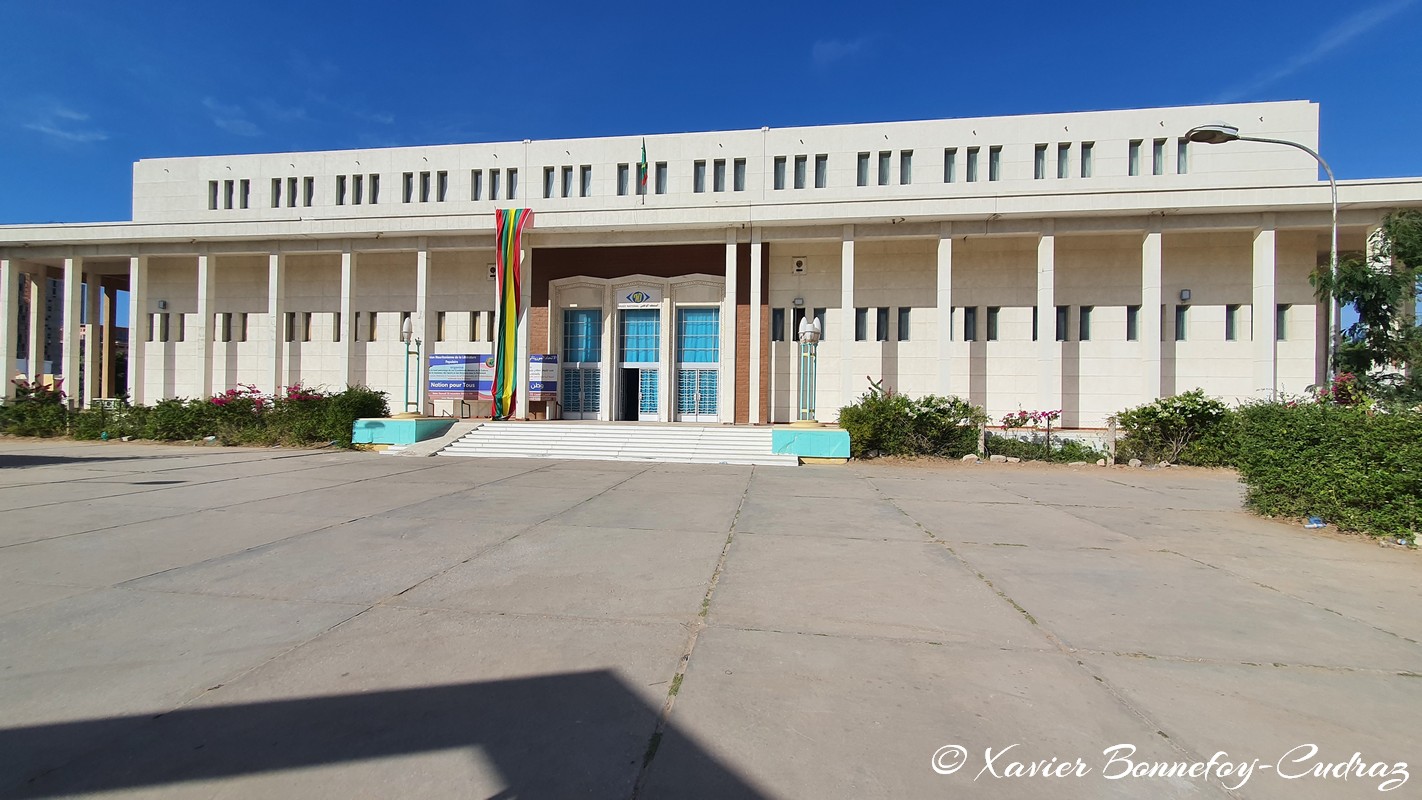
[{"left": 637, "top": 138, "right": 648, "bottom": 190}]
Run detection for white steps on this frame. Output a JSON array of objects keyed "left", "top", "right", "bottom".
[{"left": 437, "top": 422, "right": 798, "bottom": 466}]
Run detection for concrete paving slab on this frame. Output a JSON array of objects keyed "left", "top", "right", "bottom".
[
  {"left": 8, "top": 606, "right": 696, "bottom": 799},
  {"left": 891, "top": 496, "right": 1140, "bottom": 549},
  {"left": 375, "top": 482, "right": 606, "bottom": 526},
  {"left": 0, "top": 587, "right": 359, "bottom": 790},
  {"left": 735, "top": 490, "right": 927, "bottom": 540},
  {"left": 557, "top": 482, "right": 745, "bottom": 532},
  {"left": 395, "top": 523, "right": 727, "bottom": 623},
  {"left": 125, "top": 514, "right": 515, "bottom": 605},
  {"left": 642, "top": 626, "right": 1216, "bottom": 799},
  {"left": 100, "top": 474, "right": 348, "bottom": 512},
  {"left": 955, "top": 543, "right": 1422, "bottom": 672},
  {"left": 1080, "top": 654, "right": 1420, "bottom": 800},
  {"left": 0, "top": 580, "right": 95, "bottom": 617},
  {"left": 711, "top": 533, "right": 1046, "bottom": 646},
  {"left": 0, "top": 499, "right": 190, "bottom": 547},
  {"left": 865, "top": 474, "right": 1032, "bottom": 504},
  {"left": 0, "top": 508, "right": 342, "bottom": 588},
  {"left": 250, "top": 477, "right": 478, "bottom": 519},
  {"left": 745, "top": 467, "right": 884, "bottom": 500}
]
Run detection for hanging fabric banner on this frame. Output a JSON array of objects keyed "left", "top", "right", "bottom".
[{"left": 492, "top": 208, "right": 534, "bottom": 419}]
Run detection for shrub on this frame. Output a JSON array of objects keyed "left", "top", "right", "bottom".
[
  {"left": 838, "top": 380, "right": 986, "bottom": 459},
  {"left": 1113, "top": 389, "right": 1233, "bottom": 465},
  {"left": 985, "top": 432, "right": 1105, "bottom": 463},
  {"left": 0, "top": 377, "right": 70, "bottom": 437},
  {"left": 1233, "top": 401, "right": 1421, "bottom": 542}
]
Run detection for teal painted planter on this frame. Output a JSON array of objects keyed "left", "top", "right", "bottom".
[
  {"left": 771, "top": 427, "right": 850, "bottom": 460},
  {"left": 352, "top": 417, "right": 456, "bottom": 446}
]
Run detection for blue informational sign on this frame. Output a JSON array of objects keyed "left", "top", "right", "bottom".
[
  {"left": 428, "top": 354, "right": 494, "bottom": 400},
  {"left": 528, "top": 353, "right": 558, "bottom": 400}
]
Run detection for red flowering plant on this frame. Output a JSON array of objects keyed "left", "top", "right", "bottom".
[
  {"left": 1316, "top": 372, "right": 1370, "bottom": 408},
  {"left": 210, "top": 383, "right": 267, "bottom": 412}
]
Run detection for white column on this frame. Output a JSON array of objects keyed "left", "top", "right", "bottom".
[
  {"left": 102, "top": 284, "right": 116, "bottom": 398},
  {"left": 85, "top": 275, "right": 101, "bottom": 405},
  {"left": 61, "top": 257, "right": 82, "bottom": 401},
  {"left": 1037, "top": 225, "right": 1061, "bottom": 412},
  {"left": 1141, "top": 227, "right": 1163, "bottom": 402},
  {"left": 339, "top": 248, "right": 356, "bottom": 389},
  {"left": 748, "top": 229, "right": 763, "bottom": 424},
  {"left": 0, "top": 259, "right": 16, "bottom": 399},
  {"left": 721, "top": 230, "right": 737, "bottom": 423},
  {"left": 196, "top": 254, "right": 215, "bottom": 398},
  {"left": 599, "top": 283, "right": 613, "bottom": 421},
  {"left": 28, "top": 270, "right": 45, "bottom": 382},
  {"left": 1253, "top": 217, "right": 1278, "bottom": 398},
  {"left": 935, "top": 225, "right": 953, "bottom": 395},
  {"left": 840, "top": 225, "right": 856, "bottom": 407},
  {"left": 659, "top": 288, "right": 673, "bottom": 421},
  {"left": 267, "top": 252, "right": 285, "bottom": 394},
  {"left": 515, "top": 239, "right": 531, "bottom": 419},
  {"left": 127, "top": 256, "right": 148, "bottom": 405},
  {"left": 415, "top": 244, "right": 434, "bottom": 413}
]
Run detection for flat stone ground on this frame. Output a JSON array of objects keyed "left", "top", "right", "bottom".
[{"left": 0, "top": 440, "right": 1418, "bottom": 800}]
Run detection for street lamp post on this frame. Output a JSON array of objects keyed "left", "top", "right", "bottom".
[
  {"left": 795, "top": 315, "right": 822, "bottom": 426},
  {"left": 399, "top": 316, "right": 422, "bottom": 416},
  {"left": 1185, "top": 123, "right": 1340, "bottom": 387}
]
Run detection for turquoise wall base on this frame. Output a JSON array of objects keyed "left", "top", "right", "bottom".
[
  {"left": 352, "top": 417, "right": 456, "bottom": 446},
  {"left": 771, "top": 427, "right": 851, "bottom": 460}
]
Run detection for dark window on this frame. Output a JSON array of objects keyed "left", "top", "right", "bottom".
[
  {"left": 963, "top": 306, "right": 978, "bottom": 341},
  {"left": 854, "top": 308, "right": 868, "bottom": 341},
  {"left": 876, "top": 307, "right": 890, "bottom": 342},
  {"left": 986, "top": 307, "right": 1000, "bottom": 341},
  {"left": 1175, "top": 305, "right": 1189, "bottom": 341},
  {"left": 897, "top": 307, "right": 911, "bottom": 341},
  {"left": 1126, "top": 305, "right": 1140, "bottom": 341},
  {"left": 1079, "top": 306, "right": 1092, "bottom": 341},
  {"left": 771, "top": 308, "right": 785, "bottom": 342}
]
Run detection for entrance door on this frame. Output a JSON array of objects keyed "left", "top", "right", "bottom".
[
  {"left": 619, "top": 308, "right": 660, "bottom": 421},
  {"left": 675, "top": 306, "right": 719, "bottom": 422},
  {"left": 561, "top": 309, "right": 602, "bottom": 419}
]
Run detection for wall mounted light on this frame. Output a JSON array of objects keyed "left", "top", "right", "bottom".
[{"left": 1179, "top": 289, "right": 1192, "bottom": 302}]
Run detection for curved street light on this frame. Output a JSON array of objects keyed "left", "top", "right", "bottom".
[{"left": 1185, "top": 123, "right": 1340, "bottom": 386}]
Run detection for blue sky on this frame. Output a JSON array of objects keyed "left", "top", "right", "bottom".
[{"left": 2, "top": 0, "right": 1421, "bottom": 225}]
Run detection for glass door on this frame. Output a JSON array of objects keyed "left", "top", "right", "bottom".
[
  {"left": 619, "top": 308, "right": 660, "bottom": 421},
  {"left": 561, "top": 309, "right": 602, "bottom": 419},
  {"left": 675, "top": 306, "right": 719, "bottom": 422}
]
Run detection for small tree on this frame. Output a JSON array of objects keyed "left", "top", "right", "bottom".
[{"left": 1312, "top": 209, "right": 1422, "bottom": 400}]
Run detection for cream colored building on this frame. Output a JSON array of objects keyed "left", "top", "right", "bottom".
[{"left": 3, "top": 100, "right": 1419, "bottom": 427}]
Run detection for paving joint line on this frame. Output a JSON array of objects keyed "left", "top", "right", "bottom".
[{"left": 628, "top": 465, "right": 754, "bottom": 800}]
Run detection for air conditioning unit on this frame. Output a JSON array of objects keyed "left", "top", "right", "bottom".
[{"left": 792, "top": 257, "right": 808, "bottom": 274}]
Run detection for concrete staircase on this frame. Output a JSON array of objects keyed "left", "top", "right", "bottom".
[{"left": 437, "top": 422, "right": 799, "bottom": 466}]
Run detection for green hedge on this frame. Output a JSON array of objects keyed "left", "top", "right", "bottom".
[
  {"left": 3, "top": 385, "right": 389, "bottom": 448},
  {"left": 984, "top": 433, "right": 1105, "bottom": 464},
  {"left": 1233, "top": 402, "right": 1421, "bottom": 542},
  {"left": 838, "top": 385, "right": 986, "bottom": 459}
]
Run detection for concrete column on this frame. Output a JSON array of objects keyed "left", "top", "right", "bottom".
[
  {"left": 196, "top": 254, "right": 215, "bottom": 398},
  {"left": 1253, "top": 217, "right": 1278, "bottom": 398},
  {"left": 721, "top": 230, "right": 737, "bottom": 423},
  {"left": 267, "top": 252, "right": 285, "bottom": 394},
  {"left": 102, "top": 283, "right": 116, "bottom": 398},
  {"left": 61, "top": 257, "right": 82, "bottom": 401},
  {"left": 748, "top": 228, "right": 762, "bottom": 424},
  {"left": 1141, "top": 227, "right": 1164, "bottom": 402},
  {"left": 659, "top": 289, "right": 673, "bottom": 421},
  {"left": 515, "top": 240, "right": 531, "bottom": 419},
  {"left": 415, "top": 244, "right": 434, "bottom": 412},
  {"left": 935, "top": 225, "right": 954, "bottom": 395},
  {"left": 28, "top": 270, "right": 46, "bottom": 382},
  {"left": 127, "top": 256, "right": 148, "bottom": 405},
  {"left": 599, "top": 283, "right": 613, "bottom": 421},
  {"left": 1037, "top": 225, "right": 1061, "bottom": 412},
  {"left": 339, "top": 248, "right": 357, "bottom": 388},
  {"left": 840, "top": 225, "right": 856, "bottom": 407},
  {"left": 85, "top": 275, "right": 101, "bottom": 405},
  {"left": 0, "top": 259, "right": 16, "bottom": 399}
]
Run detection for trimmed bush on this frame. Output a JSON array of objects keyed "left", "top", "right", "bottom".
[
  {"left": 1233, "top": 401, "right": 1421, "bottom": 542},
  {"left": 838, "top": 382, "right": 986, "bottom": 459},
  {"left": 1114, "top": 389, "right": 1233, "bottom": 465}
]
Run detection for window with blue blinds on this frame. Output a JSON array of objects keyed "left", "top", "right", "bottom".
[
  {"left": 562, "top": 309, "right": 602, "bottom": 362},
  {"left": 676, "top": 307, "right": 719, "bottom": 363},
  {"left": 619, "top": 309, "right": 660, "bottom": 363}
]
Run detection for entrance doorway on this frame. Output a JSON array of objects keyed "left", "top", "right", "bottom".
[
  {"left": 675, "top": 306, "right": 719, "bottom": 422},
  {"left": 617, "top": 308, "right": 660, "bottom": 421},
  {"left": 561, "top": 308, "right": 602, "bottom": 419}
]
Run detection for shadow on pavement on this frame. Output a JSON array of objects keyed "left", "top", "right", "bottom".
[{"left": 2, "top": 670, "right": 767, "bottom": 799}]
